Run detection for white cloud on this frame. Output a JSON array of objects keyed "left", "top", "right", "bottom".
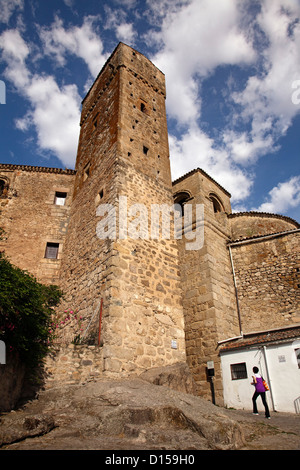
[
  {"left": 253, "top": 176, "right": 300, "bottom": 214},
  {"left": 145, "top": 0, "right": 257, "bottom": 204},
  {"left": 0, "top": 29, "right": 30, "bottom": 88},
  {"left": 113, "top": 0, "right": 138, "bottom": 9},
  {"left": 169, "top": 126, "right": 253, "bottom": 203},
  {"left": 150, "top": 0, "right": 256, "bottom": 125},
  {"left": 104, "top": 6, "right": 137, "bottom": 45},
  {"left": 146, "top": 0, "right": 300, "bottom": 215},
  {"left": 226, "top": 0, "right": 300, "bottom": 163},
  {"left": 0, "top": 1, "right": 299, "bottom": 219},
  {"left": 39, "top": 16, "right": 107, "bottom": 77},
  {"left": 115, "top": 22, "right": 136, "bottom": 44},
  {"left": 222, "top": 128, "right": 278, "bottom": 165},
  {"left": 0, "top": 0, "right": 23, "bottom": 24},
  {"left": 25, "top": 76, "right": 81, "bottom": 166},
  {"left": 0, "top": 28, "right": 81, "bottom": 167}
]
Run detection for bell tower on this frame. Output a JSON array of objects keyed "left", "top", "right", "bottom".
[{"left": 59, "top": 43, "right": 186, "bottom": 375}]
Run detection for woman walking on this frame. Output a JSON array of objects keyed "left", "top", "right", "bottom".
[{"left": 251, "top": 366, "right": 270, "bottom": 419}]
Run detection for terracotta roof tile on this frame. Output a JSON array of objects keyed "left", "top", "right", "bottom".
[{"left": 219, "top": 326, "right": 300, "bottom": 352}]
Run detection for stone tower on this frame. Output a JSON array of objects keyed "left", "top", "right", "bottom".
[
  {"left": 59, "top": 43, "right": 186, "bottom": 375},
  {"left": 173, "top": 169, "right": 238, "bottom": 402}
]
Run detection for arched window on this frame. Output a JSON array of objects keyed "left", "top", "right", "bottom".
[
  {"left": 209, "top": 193, "right": 224, "bottom": 213},
  {"left": 173, "top": 191, "right": 191, "bottom": 215}
]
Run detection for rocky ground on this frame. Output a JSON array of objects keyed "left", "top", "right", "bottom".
[{"left": 0, "top": 364, "right": 299, "bottom": 452}]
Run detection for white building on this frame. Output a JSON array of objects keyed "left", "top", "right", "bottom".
[{"left": 219, "top": 326, "right": 300, "bottom": 414}]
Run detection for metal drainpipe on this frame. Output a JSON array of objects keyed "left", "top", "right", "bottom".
[
  {"left": 263, "top": 345, "right": 276, "bottom": 412},
  {"left": 228, "top": 245, "right": 243, "bottom": 337}
]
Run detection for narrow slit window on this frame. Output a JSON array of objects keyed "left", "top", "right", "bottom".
[
  {"left": 140, "top": 99, "right": 149, "bottom": 115},
  {"left": 95, "top": 189, "right": 104, "bottom": 205},
  {"left": 54, "top": 191, "right": 67, "bottom": 206},
  {"left": 0, "top": 179, "right": 5, "bottom": 197},
  {"left": 45, "top": 243, "right": 59, "bottom": 259},
  {"left": 83, "top": 163, "right": 90, "bottom": 181},
  {"left": 92, "top": 113, "right": 99, "bottom": 130},
  {"left": 0, "top": 179, "right": 9, "bottom": 198}
]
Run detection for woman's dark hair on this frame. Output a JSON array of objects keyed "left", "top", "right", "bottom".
[{"left": 253, "top": 366, "right": 259, "bottom": 373}]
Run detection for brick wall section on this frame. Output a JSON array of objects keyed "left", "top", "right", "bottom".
[
  {"left": 230, "top": 232, "right": 300, "bottom": 332},
  {"left": 0, "top": 165, "right": 75, "bottom": 284}
]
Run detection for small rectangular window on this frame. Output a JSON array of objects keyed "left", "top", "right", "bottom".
[
  {"left": 54, "top": 191, "right": 67, "bottom": 206},
  {"left": 45, "top": 242, "right": 59, "bottom": 259},
  {"left": 230, "top": 362, "right": 248, "bottom": 380}
]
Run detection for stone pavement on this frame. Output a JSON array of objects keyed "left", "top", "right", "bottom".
[{"left": 225, "top": 408, "right": 300, "bottom": 450}]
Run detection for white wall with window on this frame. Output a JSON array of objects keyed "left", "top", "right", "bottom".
[{"left": 220, "top": 338, "right": 300, "bottom": 414}]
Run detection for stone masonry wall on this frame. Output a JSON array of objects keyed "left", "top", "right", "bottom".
[
  {"left": 229, "top": 212, "right": 299, "bottom": 240},
  {"left": 172, "top": 170, "right": 238, "bottom": 404},
  {"left": 57, "top": 46, "right": 120, "bottom": 345},
  {"left": 58, "top": 43, "right": 186, "bottom": 378},
  {"left": 2, "top": 44, "right": 299, "bottom": 403},
  {"left": 101, "top": 164, "right": 186, "bottom": 375},
  {"left": 231, "top": 232, "right": 300, "bottom": 332},
  {"left": 44, "top": 345, "right": 103, "bottom": 388},
  {"left": 0, "top": 165, "right": 75, "bottom": 284}
]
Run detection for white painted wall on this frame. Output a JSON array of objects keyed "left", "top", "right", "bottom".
[{"left": 220, "top": 339, "right": 300, "bottom": 414}]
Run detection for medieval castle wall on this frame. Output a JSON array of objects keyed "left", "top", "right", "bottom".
[
  {"left": 0, "top": 43, "right": 299, "bottom": 403},
  {"left": 0, "top": 165, "right": 75, "bottom": 284},
  {"left": 58, "top": 43, "right": 186, "bottom": 376},
  {"left": 230, "top": 231, "right": 300, "bottom": 332},
  {"left": 172, "top": 169, "right": 239, "bottom": 398}
]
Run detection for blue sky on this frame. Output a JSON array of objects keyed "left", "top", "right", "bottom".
[{"left": 0, "top": 0, "right": 299, "bottom": 221}]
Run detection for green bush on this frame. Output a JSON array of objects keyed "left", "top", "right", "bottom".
[{"left": 0, "top": 252, "right": 63, "bottom": 369}]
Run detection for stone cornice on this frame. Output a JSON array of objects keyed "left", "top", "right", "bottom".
[
  {"left": 228, "top": 211, "right": 299, "bottom": 229},
  {"left": 0, "top": 163, "right": 76, "bottom": 175}
]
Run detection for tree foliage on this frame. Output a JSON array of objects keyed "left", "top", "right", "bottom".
[{"left": 0, "top": 252, "right": 63, "bottom": 369}]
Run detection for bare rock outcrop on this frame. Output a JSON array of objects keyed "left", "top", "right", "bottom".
[
  {"left": 0, "top": 373, "right": 244, "bottom": 450},
  {"left": 139, "top": 362, "right": 199, "bottom": 395}
]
